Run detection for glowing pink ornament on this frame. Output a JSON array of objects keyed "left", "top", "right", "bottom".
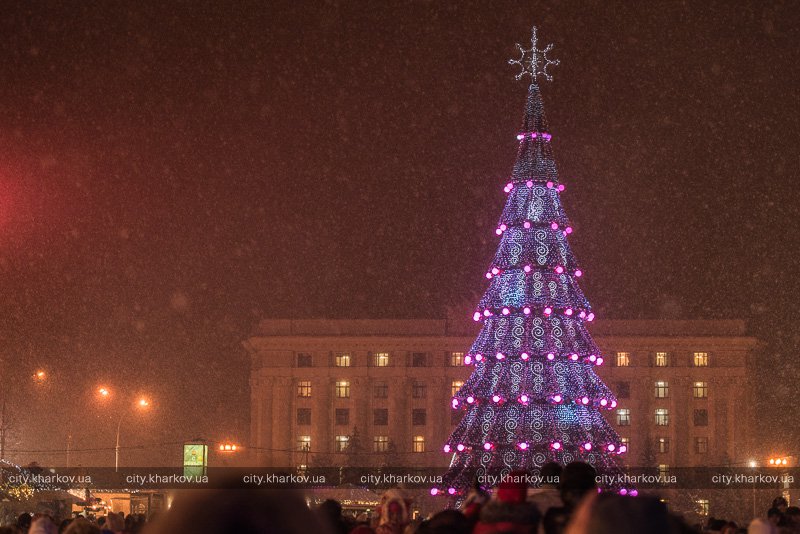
[
  {"left": 475, "top": 354, "right": 483, "bottom": 362},
  {"left": 473, "top": 312, "right": 482, "bottom": 322},
  {"left": 565, "top": 226, "right": 573, "bottom": 234},
  {"left": 502, "top": 307, "right": 510, "bottom": 315},
  {"left": 579, "top": 311, "right": 586, "bottom": 319},
  {"left": 492, "top": 395, "right": 501, "bottom": 403},
  {"left": 464, "top": 355, "right": 472, "bottom": 365},
  {"left": 523, "top": 265, "right": 532, "bottom": 273},
  {"left": 443, "top": 444, "right": 451, "bottom": 453},
  {"left": 619, "top": 445, "right": 627, "bottom": 453},
  {"left": 619, "top": 488, "right": 628, "bottom": 496},
  {"left": 495, "top": 228, "right": 502, "bottom": 236},
  {"left": 516, "top": 134, "right": 524, "bottom": 140},
  {"left": 552, "top": 442, "right": 562, "bottom": 450},
  {"left": 466, "top": 396, "right": 475, "bottom": 404},
  {"left": 546, "top": 353, "right": 555, "bottom": 361},
  {"left": 507, "top": 182, "right": 514, "bottom": 190},
  {"left": 519, "top": 394, "right": 529, "bottom": 403},
  {"left": 589, "top": 355, "right": 597, "bottom": 362},
  {"left": 557, "top": 184, "right": 565, "bottom": 192},
  {"left": 500, "top": 224, "right": 507, "bottom": 231},
  {"left": 587, "top": 313, "right": 595, "bottom": 321},
  {"left": 574, "top": 269, "right": 583, "bottom": 277},
  {"left": 523, "top": 221, "right": 531, "bottom": 229},
  {"left": 630, "top": 490, "right": 638, "bottom": 497},
  {"left": 448, "top": 487, "right": 456, "bottom": 495},
  {"left": 521, "top": 352, "right": 530, "bottom": 360},
  {"left": 485, "top": 272, "right": 492, "bottom": 279},
  {"left": 600, "top": 398, "right": 607, "bottom": 406},
  {"left": 484, "top": 442, "right": 493, "bottom": 450},
  {"left": 565, "top": 308, "right": 573, "bottom": 316},
  {"left": 581, "top": 396, "right": 590, "bottom": 405},
  {"left": 550, "top": 222, "right": 559, "bottom": 230},
  {"left": 456, "top": 444, "right": 465, "bottom": 452},
  {"left": 518, "top": 442, "right": 529, "bottom": 450},
  {"left": 596, "top": 357, "right": 604, "bottom": 365},
  {"left": 553, "top": 394, "right": 562, "bottom": 403},
  {"left": 610, "top": 400, "right": 617, "bottom": 408},
  {"left": 607, "top": 444, "right": 616, "bottom": 452},
  {"left": 546, "top": 181, "right": 554, "bottom": 189},
  {"left": 555, "top": 265, "right": 564, "bottom": 274},
  {"left": 451, "top": 399, "right": 459, "bottom": 408},
  {"left": 584, "top": 442, "right": 592, "bottom": 451},
  {"left": 491, "top": 267, "right": 500, "bottom": 275},
  {"left": 523, "top": 307, "right": 531, "bottom": 315},
  {"left": 496, "top": 352, "right": 505, "bottom": 360},
  {"left": 544, "top": 307, "right": 552, "bottom": 316},
  {"left": 570, "top": 354, "right": 579, "bottom": 361},
  {"left": 430, "top": 488, "right": 439, "bottom": 496},
  {"left": 483, "top": 309, "right": 491, "bottom": 317},
  {"left": 526, "top": 180, "right": 533, "bottom": 188},
  {"left": 503, "top": 186, "right": 510, "bottom": 193}
]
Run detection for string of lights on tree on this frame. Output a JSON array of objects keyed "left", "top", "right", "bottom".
[{"left": 433, "top": 26, "right": 632, "bottom": 497}]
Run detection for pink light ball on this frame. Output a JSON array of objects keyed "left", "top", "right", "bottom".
[
  {"left": 552, "top": 442, "right": 562, "bottom": 450},
  {"left": 550, "top": 222, "right": 559, "bottom": 230}
]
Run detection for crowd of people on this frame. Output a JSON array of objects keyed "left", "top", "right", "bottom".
[{"left": 0, "top": 462, "right": 797, "bottom": 534}]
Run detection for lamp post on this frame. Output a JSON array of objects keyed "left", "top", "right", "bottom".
[{"left": 98, "top": 388, "right": 150, "bottom": 472}]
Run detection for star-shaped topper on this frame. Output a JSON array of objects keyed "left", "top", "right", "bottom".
[{"left": 508, "top": 26, "right": 560, "bottom": 82}]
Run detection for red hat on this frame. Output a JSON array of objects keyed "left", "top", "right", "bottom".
[{"left": 496, "top": 471, "right": 529, "bottom": 504}]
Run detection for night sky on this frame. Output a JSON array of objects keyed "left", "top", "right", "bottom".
[{"left": 0, "top": 1, "right": 797, "bottom": 465}]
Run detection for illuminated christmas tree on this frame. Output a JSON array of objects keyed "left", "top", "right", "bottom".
[{"left": 436, "top": 26, "right": 631, "bottom": 496}]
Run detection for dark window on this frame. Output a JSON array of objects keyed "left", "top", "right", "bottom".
[
  {"left": 412, "top": 409, "right": 427, "bottom": 426},
  {"left": 373, "top": 408, "right": 388, "bottom": 426},
  {"left": 296, "top": 408, "right": 311, "bottom": 426},
  {"left": 373, "top": 382, "right": 388, "bottom": 398},
  {"left": 616, "top": 382, "right": 630, "bottom": 399},
  {"left": 693, "top": 409, "right": 709, "bottom": 427},
  {"left": 695, "top": 437, "right": 708, "bottom": 454},
  {"left": 412, "top": 382, "right": 427, "bottom": 398},
  {"left": 412, "top": 352, "right": 428, "bottom": 367},
  {"left": 335, "top": 408, "right": 349, "bottom": 426},
  {"left": 296, "top": 353, "right": 312, "bottom": 367}
]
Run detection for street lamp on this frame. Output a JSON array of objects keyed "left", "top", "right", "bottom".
[{"left": 98, "top": 387, "right": 152, "bottom": 471}]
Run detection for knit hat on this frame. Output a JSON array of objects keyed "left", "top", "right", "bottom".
[{"left": 496, "top": 471, "right": 530, "bottom": 504}]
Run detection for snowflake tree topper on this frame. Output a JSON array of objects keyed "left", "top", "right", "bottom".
[{"left": 508, "top": 26, "right": 560, "bottom": 82}]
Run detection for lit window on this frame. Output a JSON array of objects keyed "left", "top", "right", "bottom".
[
  {"left": 450, "top": 352, "right": 464, "bottom": 366},
  {"left": 412, "top": 352, "right": 428, "bottom": 367},
  {"left": 696, "top": 499, "right": 709, "bottom": 516},
  {"left": 655, "top": 381, "right": 669, "bottom": 398},
  {"left": 374, "top": 436, "right": 389, "bottom": 453},
  {"left": 297, "top": 353, "right": 312, "bottom": 367},
  {"left": 654, "top": 352, "right": 668, "bottom": 367},
  {"left": 451, "top": 380, "right": 464, "bottom": 396},
  {"left": 412, "top": 436, "right": 425, "bottom": 453},
  {"left": 412, "top": 382, "right": 427, "bottom": 399},
  {"left": 616, "top": 382, "right": 630, "bottom": 399},
  {"left": 658, "top": 464, "right": 670, "bottom": 478},
  {"left": 336, "top": 380, "right": 350, "bottom": 398},
  {"left": 693, "top": 382, "right": 708, "bottom": 398},
  {"left": 693, "top": 352, "right": 709, "bottom": 367},
  {"left": 695, "top": 437, "right": 709, "bottom": 454},
  {"left": 298, "top": 436, "right": 311, "bottom": 451},
  {"left": 335, "top": 353, "right": 351, "bottom": 367},
  {"left": 658, "top": 437, "right": 669, "bottom": 453},
  {"left": 412, "top": 409, "right": 427, "bottom": 426},
  {"left": 297, "top": 380, "right": 312, "bottom": 397},
  {"left": 655, "top": 409, "right": 669, "bottom": 426},
  {"left": 374, "top": 352, "right": 390, "bottom": 367},
  {"left": 373, "top": 408, "right": 388, "bottom": 426},
  {"left": 296, "top": 408, "right": 311, "bottom": 426},
  {"left": 616, "top": 409, "right": 630, "bottom": 426},
  {"left": 335, "top": 408, "right": 349, "bottom": 426},
  {"left": 616, "top": 352, "right": 630, "bottom": 367},
  {"left": 693, "top": 409, "right": 708, "bottom": 427},
  {"left": 335, "top": 435, "right": 349, "bottom": 452},
  {"left": 374, "top": 382, "right": 388, "bottom": 398}
]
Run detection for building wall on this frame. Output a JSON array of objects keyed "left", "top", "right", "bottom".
[{"left": 245, "top": 319, "right": 757, "bottom": 472}]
